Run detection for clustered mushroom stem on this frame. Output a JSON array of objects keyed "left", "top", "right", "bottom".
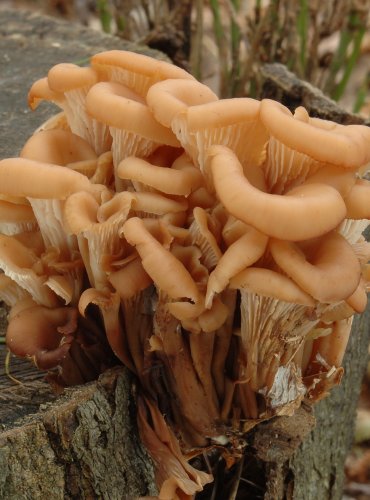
[{"left": 2, "top": 49, "right": 370, "bottom": 499}]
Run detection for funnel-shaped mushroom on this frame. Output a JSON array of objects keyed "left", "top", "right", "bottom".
[
  {"left": 122, "top": 217, "right": 201, "bottom": 304},
  {"left": 28, "top": 77, "right": 65, "bottom": 110},
  {"left": 47, "top": 63, "right": 112, "bottom": 154},
  {"left": 169, "top": 98, "right": 268, "bottom": 172},
  {"left": 64, "top": 191, "right": 125, "bottom": 290},
  {"left": 0, "top": 157, "right": 100, "bottom": 258}
]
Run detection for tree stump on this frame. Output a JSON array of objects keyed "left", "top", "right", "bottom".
[{"left": 0, "top": 10, "right": 369, "bottom": 499}]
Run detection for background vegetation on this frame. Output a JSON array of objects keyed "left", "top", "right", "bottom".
[{"left": 2, "top": 0, "right": 370, "bottom": 113}]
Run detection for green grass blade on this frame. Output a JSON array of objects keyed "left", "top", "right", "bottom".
[
  {"left": 97, "top": 0, "right": 112, "bottom": 34},
  {"left": 352, "top": 72, "right": 370, "bottom": 114},
  {"left": 332, "top": 24, "right": 366, "bottom": 101},
  {"left": 297, "top": 0, "right": 309, "bottom": 74}
]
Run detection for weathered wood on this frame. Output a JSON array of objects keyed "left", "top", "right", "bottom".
[
  {"left": 0, "top": 8, "right": 167, "bottom": 160},
  {"left": 260, "top": 62, "right": 370, "bottom": 126},
  {"left": 0, "top": 367, "right": 157, "bottom": 499}
]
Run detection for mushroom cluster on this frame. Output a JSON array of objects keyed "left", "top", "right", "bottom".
[{"left": 1, "top": 50, "right": 370, "bottom": 499}]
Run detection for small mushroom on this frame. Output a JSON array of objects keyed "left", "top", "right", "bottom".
[{"left": 6, "top": 298, "right": 77, "bottom": 370}]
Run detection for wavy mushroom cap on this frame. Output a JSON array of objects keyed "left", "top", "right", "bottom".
[
  {"left": 209, "top": 146, "right": 346, "bottom": 241},
  {"left": 117, "top": 156, "right": 202, "bottom": 196},
  {"left": 0, "top": 199, "right": 37, "bottom": 235},
  {"left": 0, "top": 157, "right": 94, "bottom": 199},
  {"left": 230, "top": 267, "right": 315, "bottom": 306},
  {"left": 208, "top": 145, "right": 347, "bottom": 241},
  {"left": 6, "top": 300, "right": 78, "bottom": 370},
  {"left": 171, "top": 98, "right": 268, "bottom": 170},
  {"left": 20, "top": 129, "right": 97, "bottom": 166},
  {"left": 91, "top": 49, "right": 194, "bottom": 96},
  {"left": 206, "top": 225, "right": 269, "bottom": 307},
  {"left": 187, "top": 206, "right": 222, "bottom": 271},
  {"left": 108, "top": 257, "right": 153, "bottom": 300},
  {"left": 86, "top": 81, "right": 179, "bottom": 147},
  {"left": 63, "top": 191, "right": 100, "bottom": 235},
  {"left": 344, "top": 179, "right": 370, "bottom": 219},
  {"left": 122, "top": 217, "right": 201, "bottom": 303},
  {"left": 260, "top": 99, "right": 370, "bottom": 168},
  {"left": 47, "top": 63, "right": 98, "bottom": 92},
  {"left": 28, "top": 77, "right": 65, "bottom": 110},
  {"left": 0, "top": 234, "right": 59, "bottom": 307},
  {"left": 96, "top": 191, "right": 187, "bottom": 225},
  {"left": 146, "top": 78, "right": 219, "bottom": 128},
  {"left": 269, "top": 232, "right": 361, "bottom": 303}
]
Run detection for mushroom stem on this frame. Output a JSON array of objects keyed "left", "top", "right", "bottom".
[
  {"left": 154, "top": 292, "right": 219, "bottom": 440},
  {"left": 189, "top": 331, "right": 219, "bottom": 413},
  {"left": 211, "top": 290, "right": 237, "bottom": 401}
]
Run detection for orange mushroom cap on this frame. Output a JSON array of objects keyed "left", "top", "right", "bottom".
[{"left": 208, "top": 145, "right": 347, "bottom": 241}]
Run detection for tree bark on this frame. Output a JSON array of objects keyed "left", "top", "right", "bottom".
[
  {"left": 0, "top": 367, "right": 157, "bottom": 499},
  {"left": 0, "top": 10, "right": 369, "bottom": 500}
]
